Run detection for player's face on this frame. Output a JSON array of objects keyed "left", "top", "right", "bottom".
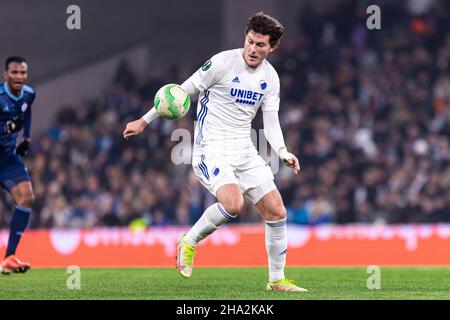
[
  {"left": 3, "top": 62, "right": 28, "bottom": 92},
  {"left": 243, "top": 30, "right": 277, "bottom": 68}
]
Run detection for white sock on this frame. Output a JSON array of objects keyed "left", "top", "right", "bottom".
[
  {"left": 184, "top": 203, "right": 236, "bottom": 246},
  {"left": 265, "top": 218, "right": 287, "bottom": 282}
]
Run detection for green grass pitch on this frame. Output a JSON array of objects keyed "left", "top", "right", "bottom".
[{"left": 1, "top": 267, "right": 449, "bottom": 300}]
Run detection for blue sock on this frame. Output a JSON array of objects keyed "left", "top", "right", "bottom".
[{"left": 5, "top": 205, "right": 31, "bottom": 258}]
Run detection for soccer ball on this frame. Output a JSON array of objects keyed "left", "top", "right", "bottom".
[{"left": 154, "top": 84, "right": 191, "bottom": 120}]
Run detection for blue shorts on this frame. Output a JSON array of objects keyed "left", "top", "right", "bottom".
[{"left": 0, "top": 153, "right": 31, "bottom": 192}]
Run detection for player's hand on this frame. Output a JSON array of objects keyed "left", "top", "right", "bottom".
[
  {"left": 279, "top": 148, "right": 300, "bottom": 174},
  {"left": 4, "top": 116, "right": 25, "bottom": 134},
  {"left": 123, "top": 119, "right": 148, "bottom": 139},
  {"left": 16, "top": 138, "right": 30, "bottom": 157}
]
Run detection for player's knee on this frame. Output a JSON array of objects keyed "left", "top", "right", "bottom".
[
  {"left": 222, "top": 196, "right": 244, "bottom": 215},
  {"left": 269, "top": 204, "right": 287, "bottom": 221}
]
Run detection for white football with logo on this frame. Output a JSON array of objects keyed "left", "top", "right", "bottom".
[{"left": 154, "top": 84, "right": 191, "bottom": 120}]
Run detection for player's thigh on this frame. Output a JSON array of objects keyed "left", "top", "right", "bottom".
[
  {"left": 254, "top": 188, "right": 287, "bottom": 221},
  {"left": 237, "top": 155, "right": 274, "bottom": 201},
  {"left": 0, "top": 154, "right": 32, "bottom": 193}
]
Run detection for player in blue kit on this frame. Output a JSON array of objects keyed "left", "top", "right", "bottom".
[{"left": 0, "top": 56, "right": 35, "bottom": 274}]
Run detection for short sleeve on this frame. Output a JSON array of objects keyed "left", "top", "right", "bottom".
[
  {"left": 24, "top": 85, "right": 36, "bottom": 105},
  {"left": 190, "top": 53, "right": 226, "bottom": 92}
]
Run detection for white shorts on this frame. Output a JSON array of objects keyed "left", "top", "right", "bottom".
[{"left": 192, "top": 148, "right": 276, "bottom": 204}]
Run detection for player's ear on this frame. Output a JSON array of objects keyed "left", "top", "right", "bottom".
[
  {"left": 269, "top": 43, "right": 279, "bottom": 53},
  {"left": 2, "top": 70, "right": 7, "bottom": 81}
]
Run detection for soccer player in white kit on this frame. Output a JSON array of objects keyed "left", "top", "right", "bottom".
[{"left": 123, "top": 12, "right": 307, "bottom": 292}]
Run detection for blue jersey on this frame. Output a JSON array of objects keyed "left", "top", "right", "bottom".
[{"left": 0, "top": 82, "right": 35, "bottom": 155}]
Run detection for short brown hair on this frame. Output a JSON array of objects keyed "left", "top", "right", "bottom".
[{"left": 245, "top": 12, "right": 284, "bottom": 47}]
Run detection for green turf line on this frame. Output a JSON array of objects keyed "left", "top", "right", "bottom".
[{"left": 1, "top": 267, "right": 449, "bottom": 300}]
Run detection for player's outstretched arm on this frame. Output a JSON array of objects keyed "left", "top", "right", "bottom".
[
  {"left": 123, "top": 118, "right": 147, "bottom": 139},
  {"left": 123, "top": 78, "right": 199, "bottom": 140},
  {"left": 123, "top": 107, "right": 159, "bottom": 139}
]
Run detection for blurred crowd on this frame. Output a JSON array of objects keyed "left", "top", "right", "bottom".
[{"left": 1, "top": 0, "right": 449, "bottom": 228}]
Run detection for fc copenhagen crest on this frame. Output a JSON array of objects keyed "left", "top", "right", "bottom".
[
  {"left": 260, "top": 80, "right": 267, "bottom": 90},
  {"left": 21, "top": 102, "right": 28, "bottom": 112}
]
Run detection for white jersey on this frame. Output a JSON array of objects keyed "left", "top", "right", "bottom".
[{"left": 190, "top": 49, "right": 280, "bottom": 157}]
